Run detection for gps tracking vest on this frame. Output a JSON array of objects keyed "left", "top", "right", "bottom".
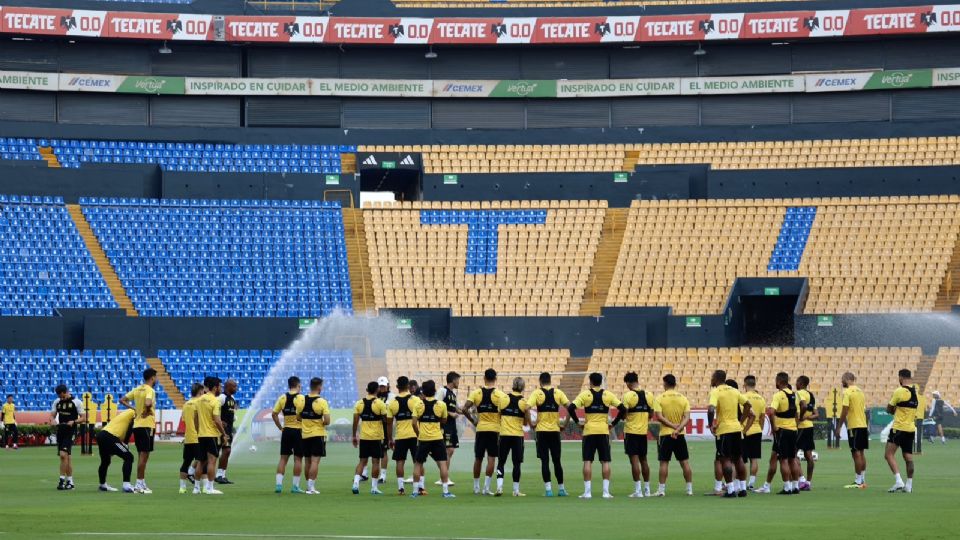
[
  {"left": 420, "top": 399, "right": 441, "bottom": 423},
  {"left": 775, "top": 390, "right": 798, "bottom": 418},
  {"left": 222, "top": 394, "right": 237, "bottom": 426},
  {"left": 539, "top": 388, "right": 560, "bottom": 412},
  {"left": 585, "top": 389, "right": 608, "bottom": 414},
  {"left": 394, "top": 395, "right": 414, "bottom": 421},
  {"left": 282, "top": 393, "right": 299, "bottom": 418},
  {"left": 627, "top": 390, "right": 651, "bottom": 413},
  {"left": 899, "top": 385, "right": 919, "bottom": 410},
  {"left": 360, "top": 398, "right": 382, "bottom": 421},
  {"left": 300, "top": 395, "right": 322, "bottom": 420},
  {"left": 501, "top": 394, "right": 525, "bottom": 418},
  {"left": 478, "top": 387, "right": 499, "bottom": 414}
]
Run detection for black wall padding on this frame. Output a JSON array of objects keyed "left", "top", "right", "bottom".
[
  {"left": 58, "top": 43, "right": 150, "bottom": 75},
  {"left": 610, "top": 47, "right": 698, "bottom": 78},
  {"left": 527, "top": 100, "right": 609, "bottom": 128},
  {"left": 245, "top": 97, "right": 341, "bottom": 127},
  {"left": 342, "top": 99, "right": 430, "bottom": 129},
  {"left": 340, "top": 49, "right": 430, "bottom": 79},
  {"left": 792, "top": 92, "right": 891, "bottom": 123},
  {"left": 430, "top": 49, "right": 521, "bottom": 79},
  {"left": 0, "top": 90, "right": 56, "bottom": 122},
  {"left": 884, "top": 38, "right": 960, "bottom": 69},
  {"left": 0, "top": 40, "right": 58, "bottom": 72},
  {"left": 892, "top": 89, "right": 960, "bottom": 121},
  {"left": 57, "top": 94, "right": 148, "bottom": 125},
  {"left": 520, "top": 49, "right": 609, "bottom": 79},
  {"left": 611, "top": 97, "right": 699, "bottom": 127},
  {"left": 151, "top": 45, "right": 241, "bottom": 77},
  {"left": 150, "top": 96, "right": 242, "bottom": 127},
  {"left": 0, "top": 162, "right": 160, "bottom": 202},
  {"left": 699, "top": 44, "right": 792, "bottom": 76},
  {"left": 247, "top": 47, "right": 340, "bottom": 78},
  {"left": 791, "top": 42, "right": 884, "bottom": 72},
  {"left": 701, "top": 95, "right": 791, "bottom": 126},
  {"left": 431, "top": 100, "right": 524, "bottom": 130}
]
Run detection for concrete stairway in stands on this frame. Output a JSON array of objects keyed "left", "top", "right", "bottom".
[
  {"left": 38, "top": 146, "right": 60, "bottom": 168},
  {"left": 340, "top": 153, "right": 357, "bottom": 174},
  {"left": 559, "top": 357, "right": 591, "bottom": 397},
  {"left": 354, "top": 356, "right": 388, "bottom": 390},
  {"left": 580, "top": 208, "right": 629, "bottom": 316},
  {"left": 917, "top": 354, "right": 936, "bottom": 391},
  {"left": 935, "top": 233, "right": 960, "bottom": 310},
  {"left": 147, "top": 357, "right": 186, "bottom": 408},
  {"left": 343, "top": 208, "right": 374, "bottom": 313},
  {"left": 66, "top": 204, "right": 138, "bottom": 316}
]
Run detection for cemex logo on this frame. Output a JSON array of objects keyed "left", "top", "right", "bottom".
[
  {"left": 166, "top": 19, "right": 183, "bottom": 34},
  {"left": 920, "top": 11, "right": 938, "bottom": 27},
  {"left": 594, "top": 22, "right": 610, "bottom": 36},
  {"left": 389, "top": 24, "right": 404, "bottom": 37},
  {"left": 699, "top": 19, "right": 715, "bottom": 34},
  {"left": 283, "top": 22, "right": 300, "bottom": 36},
  {"left": 803, "top": 16, "right": 819, "bottom": 30},
  {"left": 60, "top": 16, "right": 77, "bottom": 30},
  {"left": 491, "top": 23, "right": 507, "bottom": 37}
]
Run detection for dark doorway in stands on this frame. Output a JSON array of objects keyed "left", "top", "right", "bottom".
[
  {"left": 359, "top": 167, "right": 421, "bottom": 202},
  {"left": 740, "top": 295, "right": 797, "bottom": 346}
]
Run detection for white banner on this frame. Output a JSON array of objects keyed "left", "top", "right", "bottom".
[
  {"left": 803, "top": 71, "right": 873, "bottom": 92},
  {"left": 57, "top": 73, "right": 124, "bottom": 93},
  {"left": 186, "top": 77, "right": 311, "bottom": 95},
  {"left": 432, "top": 80, "right": 500, "bottom": 98},
  {"left": 311, "top": 78, "right": 431, "bottom": 97},
  {"left": 557, "top": 78, "right": 679, "bottom": 97},
  {"left": 681, "top": 74, "right": 804, "bottom": 95},
  {"left": 0, "top": 70, "right": 57, "bottom": 91},
  {"left": 933, "top": 67, "right": 960, "bottom": 87}
]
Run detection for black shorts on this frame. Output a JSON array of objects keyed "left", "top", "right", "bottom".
[
  {"left": 280, "top": 428, "right": 303, "bottom": 457},
  {"left": 774, "top": 429, "right": 798, "bottom": 458},
  {"left": 303, "top": 436, "right": 326, "bottom": 458},
  {"left": 393, "top": 437, "right": 417, "bottom": 461},
  {"left": 498, "top": 435, "right": 525, "bottom": 463},
  {"left": 714, "top": 436, "right": 722, "bottom": 459},
  {"left": 198, "top": 436, "right": 220, "bottom": 458},
  {"left": 415, "top": 440, "right": 447, "bottom": 464},
  {"left": 717, "top": 432, "right": 742, "bottom": 460},
  {"left": 222, "top": 424, "right": 234, "bottom": 449},
  {"left": 797, "top": 427, "right": 815, "bottom": 452},
  {"left": 888, "top": 429, "right": 915, "bottom": 454},
  {"left": 443, "top": 427, "right": 459, "bottom": 449},
  {"left": 743, "top": 433, "right": 762, "bottom": 460},
  {"left": 57, "top": 424, "right": 75, "bottom": 455},
  {"left": 474, "top": 431, "right": 499, "bottom": 459},
  {"left": 582, "top": 434, "right": 611, "bottom": 462},
  {"left": 624, "top": 433, "right": 648, "bottom": 458},
  {"left": 657, "top": 435, "right": 689, "bottom": 462},
  {"left": 183, "top": 442, "right": 204, "bottom": 463},
  {"left": 132, "top": 427, "right": 154, "bottom": 453},
  {"left": 359, "top": 439, "right": 383, "bottom": 460},
  {"left": 536, "top": 431, "right": 561, "bottom": 460},
  {"left": 848, "top": 427, "right": 869, "bottom": 452}
]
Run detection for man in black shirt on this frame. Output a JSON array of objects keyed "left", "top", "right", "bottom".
[
  {"left": 50, "top": 384, "right": 85, "bottom": 491},
  {"left": 216, "top": 379, "right": 238, "bottom": 485},
  {"left": 436, "top": 372, "right": 461, "bottom": 486}
]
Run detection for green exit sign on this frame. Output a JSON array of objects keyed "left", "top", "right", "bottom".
[
  {"left": 397, "top": 318, "right": 412, "bottom": 330},
  {"left": 298, "top": 318, "right": 317, "bottom": 329},
  {"left": 382, "top": 161, "right": 397, "bottom": 169},
  {"left": 614, "top": 172, "right": 629, "bottom": 183},
  {"left": 817, "top": 315, "right": 834, "bottom": 327},
  {"left": 685, "top": 316, "right": 702, "bottom": 328},
  {"left": 443, "top": 174, "right": 458, "bottom": 185},
  {"left": 324, "top": 174, "right": 339, "bottom": 185},
  {"left": 764, "top": 287, "right": 780, "bottom": 296}
]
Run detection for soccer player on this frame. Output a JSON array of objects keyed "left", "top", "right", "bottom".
[
  {"left": 621, "top": 372, "right": 653, "bottom": 498},
  {"left": 388, "top": 376, "right": 423, "bottom": 495},
  {"left": 652, "top": 374, "right": 693, "bottom": 497},
  {"left": 352, "top": 381, "right": 390, "bottom": 495},
  {"left": 795, "top": 375, "right": 819, "bottom": 491},
  {"left": 179, "top": 383, "right": 203, "bottom": 494},
  {"left": 708, "top": 372, "right": 753, "bottom": 498},
  {"left": 297, "top": 377, "right": 331, "bottom": 495},
  {"left": 567, "top": 372, "right": 626, "bottom": 499},
  {"left": 439, "top": 371, "right": 461, "bottom": 467},
  {"left": 927, "top": 390, "right": 956, "bottom": 444},
  {"left": 463, "top": 368, "right": 507, "bottom": 495},
  {"left": 495, "top": 377, "right": 530, "bottom": 497},
  {"left": 120, "top": 368, "right": 157, "bottom": 494},
  {"left": 3, "top": 395, "right": 18, "bottom": 449},
  {"left": 216, "top": 379, "right": 238, "bottom": 485},
  {"left": 96, "top": 408, "right": 136, "bottom": 493},
  {"left": 411, "top": 380, "right": 455, "bottom": 499},
  {"left": 51, "top": 384, "right": 85, "bottom": 491},
  {"left": 767, "top": 372, "right": 801, "bottom": 495},
  {"left": 272, "top": 376, "right": 305, "bottom": 493},
  {"left": 527, "top": 371, "right": 570, "bottom": 497},
  {"left": 741, "top": 376, "right": 766, "bottom": 491},
  {"left": 886, "top": 369, "right": 919, "bottom": 493},
  {"left": 197, "top": 376, "right": 226, "bottom": 495},
  {"left": 362, "top": 376, "right": 392, "bottom": 484},
  {"left": 836, "top": 372, "right": 868, "bottom": 489}
]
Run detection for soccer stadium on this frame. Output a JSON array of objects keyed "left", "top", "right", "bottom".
[{"left": 1, "top": 0, "right": 960, "bottom": 537}]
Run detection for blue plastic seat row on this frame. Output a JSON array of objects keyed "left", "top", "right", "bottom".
[{"left": 80, "top": 197, "right": 341, "bottom": 209}]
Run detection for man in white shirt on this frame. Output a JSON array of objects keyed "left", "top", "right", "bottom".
[
  {"left": 927, "top": 391, "right": 957, "bottom": 444},
  {"left": 50, "top": 384, "right": 85, "bottom": 490}
]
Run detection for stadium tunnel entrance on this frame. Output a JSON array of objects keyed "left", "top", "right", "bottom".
[
  {"left": 357, "top": 151, "right": 423, "bottom": 204},
  {"left": 726, "top": 278, "right": 808, "bottom": 347}
]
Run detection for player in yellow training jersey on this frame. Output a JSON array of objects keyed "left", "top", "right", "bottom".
[
  {"left": 708, "top": 372, "right": 753, "bottom": 498},
  {"left": 272, "top": 376, "right": 305, "bottom": 493},
  {"left": 388, "top": 376, "right": 423, "bottom": 495},
  {"left": 494, "top": 377, "right": 530, "bottom": 497},
  {"left": 795, "top": 375, "right": 819, "bottom": 491},
  {"left": 463, "top": 368, "right": 507, "bottom": 495},
  {"left": 836, "top": 372, "right": 869, "bottom": 489},
  {"left": 621, "top": 372, "right": 654, "bottom": 498},
  {"left": 352, "top": 381, "right": 391, "bottom": 495},
  {"left": 527, "top": 372, "right": 570, "bottom": 497},
  {"left": 741, "top": 376, "right": 766, "bottom": 491},
  {"left": 297, "top": 377, "right": 331, "bottom": 495},
  {"left": 767, "top": 372, "right": 801, "bottom": 495},
  {"left": 120, "top": 368, "right": 157, "bottom": 494},
  {"left": 179, "top": 383, "right": 203, "bottom": 494},
  {"left": 95, "top": 408, "right": 136, "bottom": 493},
  {"left": 568, "top": 372, "right": 626, "bottom": 499},
  {"left": 885, "top": 369, "right": 919, "bottom": 493},
  {"left": 3, "top": 395, "right": 18, "bottom": 449},
  {"left": 197, "top": 377, "right": 227, "bottom": 495},
  {"left": 411, "top": 380, "right": 455, "bottom": 499},
  {"left": 653, "top": 374, "right": 693, "bottom": 496}
]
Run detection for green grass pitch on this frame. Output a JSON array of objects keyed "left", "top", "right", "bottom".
[{"left": 0, "top": 439, "right": 957, "bottom": 539}]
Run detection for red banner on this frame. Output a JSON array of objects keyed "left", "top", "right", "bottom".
[{"left": 0, "top": 4, "right": 957, "bottom": 45}]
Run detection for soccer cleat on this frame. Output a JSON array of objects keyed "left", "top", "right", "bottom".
[
  {"left": 628, "top": 491, "right": 643, "bottom": 498},
  {"left": 483, "top": 489, "right": 495, "bottom": 496},
  {"left": 888, "top": 482, "right": 905, "bottom": 493},
  {"left": 557, "top": 488, "right": 568, "bottom": 497},
  {"left": 125, "top": 486, "right": 138, "bottom": 494},
  {"left": 737, "top": 490, "right": 747, "bottom": 498},
  {"left": 473, "top": 487, "right": 481, "bottom": 495},
  {"left": 513, "top": 492, "right": 526, "bottom": 497},
  {"left": 139, "top": 486, "right": 153, "bottom": 495},
  {"left": 291, "top": 486, "right": 305, "bottom": 494},
  {"left": 370, "top": 489, "right": 383, "bottom": 495},
  {"left": 409, "top": 491, "right": 421, "bottom": 499},
  {"left": 99, "top": 485, "right": 118, "bottom": 492},
  {"left": 904, "top": 485, "right": 913, "bottom": 493},
  {"left": 494, "top": 489, "right": 503, "bottom": 497},
  {"left": 217, "top": 477, "right": 235, "bottom": 485},
  {"left": 305, "top": 489, "right": 320, "bottom": 495},
  {"left": 275, "top": 484, "right": 283, "bottom": 493},
  {"left": 360, "top": 475, "right": 369, "bottom": 482},
  {"left": 752, "top": 486, "right": 771, "bottom": 494},
  {"left": 791, "top": 489, "right": 800, "bottom": 495},
  {"left": 601, "top": 493, "right": 614, "bottom": 499},
  {"left": 398, "top": 488, "right": 406, "bottom": 496},
  {"left": 653, "top": 490, "right": 666, "bottom": 497},
  {"left": 776, "top": 489, "right": 793, "bottom": 495},
  {"left": 178, "top": 487, "right": 187, "bottom": 494},
  {"left": 442, "top": 492, "right": 456, "bottom": 499},
  {"left": 417, "top": 488, "right": 428, "bottom": 496},
  {"left": 64, "top": 482, "right": 75, "bottom": 491},
  {"left": 187, "top": 474, "right": 195, "bottom": 483},
  {"left": 352, "top": 486, "right": 360, "bottom": 495},
  {"left": 203, "top": 488, "right": 224, "bottom": 495},
  {"left": 191, "top": 488, "right": 200, "bottom": 495},
  {"left": 57, "top": 479, "right": 65, "bottom": 491},
  {"left": 722, "top": 492, "right": 737, "bottom": 498},
  {"left": 545, "top": 489, "right": 554, "bottom": 497},
  {"left": 578, "top": 493, "right": 592, "bottom": 499}
]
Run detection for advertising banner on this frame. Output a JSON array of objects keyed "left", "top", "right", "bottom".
[
  {"left": 0, "top": 70, "right": 57, "bottom": 91},
  {"left": 681, "top": 74, "right": 804, "bottom": 95},
  {"left": 557, "top": 78, "right": 679, "bottom": 97},
  {"left": 804, "top": 69, "right": 932, "bottom": 92},
  {"left": 933, "top": 67, "right": 960, "bottom": 86}
]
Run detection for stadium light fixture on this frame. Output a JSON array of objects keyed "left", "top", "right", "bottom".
[
  {"left": 693, "top": 44, "right": 706, "bottom": 57},
  {"left": 158, "top": 41, "right": 172, "bottom": 55},
  {"left": 425, "top": 46, "right": 438, "bottom": 60}
]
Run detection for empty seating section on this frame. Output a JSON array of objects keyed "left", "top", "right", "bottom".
[
  {"left": 386, "top": 349, "right": 568, "bottom": 395},
  {"left": 607, "top": 199, "right": 784, "bottom": 314},
  {"left": 928, "top": 348, "right": 960, "bottom": 398},
  {"left": 588, "top": 347, "right": 921, "bottom": 407},
  {"left": 44, "top": 139, "right": 354, "bottom": 174},
  {"left": 0, "top": 138, "right": 42, "bottom": 163},
  {"left": 365, "top": 201, "right": 604, "bottom": 316},
  {"left": 82, "top": 198, "right": 351, "bottom": 317},
  {"left": 768, "top": 207, "right": 815, "bottom": 272},
  {"left": 361, "top": 145, "right": 628, "bottom": 174},
  {"left": 0, "top": 197, "right": 115, "bottom": 316},
  {"left": 801, "top": 198, "right": 958, "bottom": 314},
  {"left": 0, "top": 349, "right": 173, "bottom": 410},
  {"left": 160, "top": 349, "right": 357, "bottom": 408},
  {"left": 630, "top": 137, "right": 960, "bottom": 170}
]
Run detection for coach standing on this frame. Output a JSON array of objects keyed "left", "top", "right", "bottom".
[{"left": 51, "top": 384, "right": 85, "bottom": 491}]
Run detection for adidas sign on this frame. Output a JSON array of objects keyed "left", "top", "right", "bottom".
[
  {"left": 400, "top": 155, "right": 415, "bottom": 166},
  {"left": 362, "top": 155, "right": 378, "bottom": 166}
]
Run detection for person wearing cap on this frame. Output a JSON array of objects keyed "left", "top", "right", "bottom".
[
  {"left": 362, "top": 376, "right": 393, "bottom": 483},
  {"left": 926, "top": 391, "right": 956, "bottom": 444}
]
